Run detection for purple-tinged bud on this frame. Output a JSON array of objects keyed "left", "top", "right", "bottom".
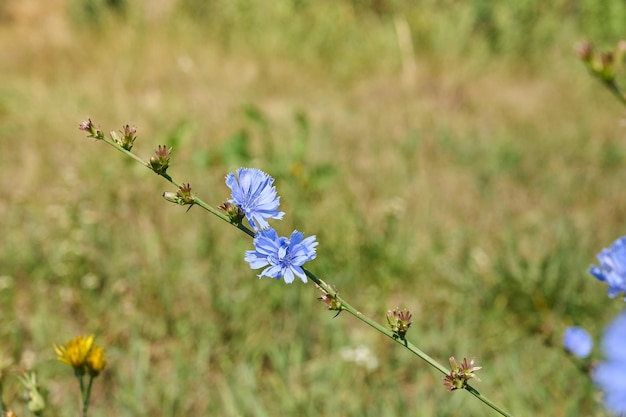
[
  {"left": 443, "top": 357, "right": 482, "bottom": 391},
  {"left": 79, "top": 119, "right": 104, "bottom": 140},
  {"left": 178, "top": 183, "right": 194, "bottom": 204},
  {"left": 575, "top": 41, "right": 593, "bottom": 62},
  {"left": 79, "top": 120, "right": 90, "bottom": 131},
  {"left": 217, "top": 201, "right": 245, "bottom": 223},
  {"left": 316, "top": 281, "right": 342, "bottom": 314},
  {"left": 149, "top": 145, "right": 172, "bottom": 175},
  {"left": 597, "top": 52, "right": 616, "bottom": 82},
  {"left": 386, "top": 307, "right": 412, "bottom": 339},
  {"left": 119, "top": 124, "right": 137, "bottom": 151}
]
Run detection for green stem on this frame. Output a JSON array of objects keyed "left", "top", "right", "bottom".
[
  {"left": 303, "top": 268, "right": 449, "bottom": 374},
  {"left": 303, "top": 268, "right": 513, "bottom": 417},
  {"left": 603, "top": 79, "right": 626, "bottom": 107},
  {"left": 465, "top": 384, "right": 514, "bottom": 417},
  {"left": 98, "top": 135, "right": 252, "bottom": 234},
  {"left": 91, "top": 131, "right": 514, "bottom": 417},
  {"left": 82, "top": 375, "right": 94, "bottom": 417},
  {"left": 77, "top": 373, "right": 86, "bottom": 417},
  {"left": 78, "top": 372, "right": 85, "bottom": 396},
  {"left": 193, "top": 197, "right": 255, "bottom": 238},
  {"left": 0, "top": 380, "right": 6, "bottom": 415}
]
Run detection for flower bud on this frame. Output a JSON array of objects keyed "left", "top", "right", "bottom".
[
  {"left": 386, "top": 307, "right": 412, "bottom": 339},
  {"left": 178, "top": 183, "right": 194, "bottom": 204},
  {"left": 575, "top": 41, "right": 593, "bottom": 62},
  {"left": 218, "top": 201, "right": 245, "bottom": 223},
  {"left": 149, "top": 145, "right": 172, "bottom": 174},
  {"left": 443, "top": 357, "right": 482, "bottom": 391},
  {"left": 316, "top": 282, "right": 342, "bottom": 314},
  {"left": 86, "top": 345, "right": 106, "bottom": 377},
  {"left": 118, "top": 124, "right": 137, "bottom": 151},
  {"left": 163, "top": 192, "right": 182, "bottom": 204},
  {"left": 79, "top": 119, "right": 104, "bottom": 140},
  {"left": 163, "top": 184, "right": 195, "bottom": 206},
  {"left": 597, "top": 52, "right": 615, "bottom": 82}
]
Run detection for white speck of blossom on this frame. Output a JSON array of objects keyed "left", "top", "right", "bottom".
[{"left": 339, "top": 345, "right": 379, "bottom": 371}]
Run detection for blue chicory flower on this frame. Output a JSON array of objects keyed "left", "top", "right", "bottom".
[
  {"left": 594, "top": 361, "right": 626, "bottom": 416},
  {"left": 594, "top": 310, "right": 626, "bottom": 415},
  {"left": 225, "top": 168, "right": 285, "bottom": 230},
  {"left": 563, "top": 326, "right": 593, "bottom": 358},
  {"left": 245, "top": 228, "right": 318, "bottom": 284},
  {"left": 589, "top": 236, "right": 626, "bottom": 300},
  {"left": 600, "top": 309, "right": 626, "bottom": 362}
]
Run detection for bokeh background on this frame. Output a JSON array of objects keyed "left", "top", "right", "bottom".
[{"left": 1, "top": 0, "right": 626, "bottom": 415}]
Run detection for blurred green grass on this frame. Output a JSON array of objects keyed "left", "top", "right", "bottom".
[{"left": 1, "top": 0, "right": 625, "bottom": 415}]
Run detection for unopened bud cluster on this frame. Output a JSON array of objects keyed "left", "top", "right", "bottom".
[
  {"left": 150, "top": 145, "right": 172, "bottom": 175},
  {"left": 576, "top": 39, "right": 626, "bottom": 84},
  {"left": 79, "top": 120, "right": 178, "bottom": 180},
  {"left": 386, "top": 307, "right": 412, "bottom": 339},
  {"left": 163, "top": 183, "right": 195, "bottom": 206},
  {"left": 79, "top": 119, "right": 104, "bottom": 140},
  {"left": 111, "top": 124, "right": 137, "bottom": 151},
  {"left": 316, "top": 281, "right": 342, "bottom": 314},
  {"left": 443, "top": 356, "right": 482, "bottom": 391},
  {"left": 218, "top": 201, "right": 245, "bottom": 224}
]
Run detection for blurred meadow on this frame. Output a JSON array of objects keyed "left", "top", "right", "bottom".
[{"left": 1, "top": 0, "right": 626, "bottom": 415}]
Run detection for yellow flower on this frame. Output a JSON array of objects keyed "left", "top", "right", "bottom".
[
  {"left": 85, "top": 345, "right": 106, "bottom": 376},
  {"left": 54, "top": 334, "right": 95, "bottom": 372},
  {"left": 54, "top": 334, "right": 107, "bottom": 378}
]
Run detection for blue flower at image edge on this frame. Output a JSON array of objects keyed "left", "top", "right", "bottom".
[
  {"left": 589, "top": 236, "right": 626, "bottom": 300},
  {"left": 226, "top": 168, "right": 285, "bottom": 230},
  {"left": 563, "top": 327, "right": 593, "bottom": 358},
  {"left": 594, "top": 310, "right": 626, "bottom": 415},
  {"left": 245, "top": 228, "right": 318, "bottom": 284}
]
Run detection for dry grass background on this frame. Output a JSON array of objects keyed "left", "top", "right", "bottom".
[{"left": 1, "top": 0, "right": 626, "bottom": 416}]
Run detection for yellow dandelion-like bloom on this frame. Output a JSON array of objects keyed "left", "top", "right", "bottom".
[
  {"left": 54, "top": 334, "right": 95, "bottom": 372},
  {"left": 85, "top": 345, "right": 106, "bottom": 376}
]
